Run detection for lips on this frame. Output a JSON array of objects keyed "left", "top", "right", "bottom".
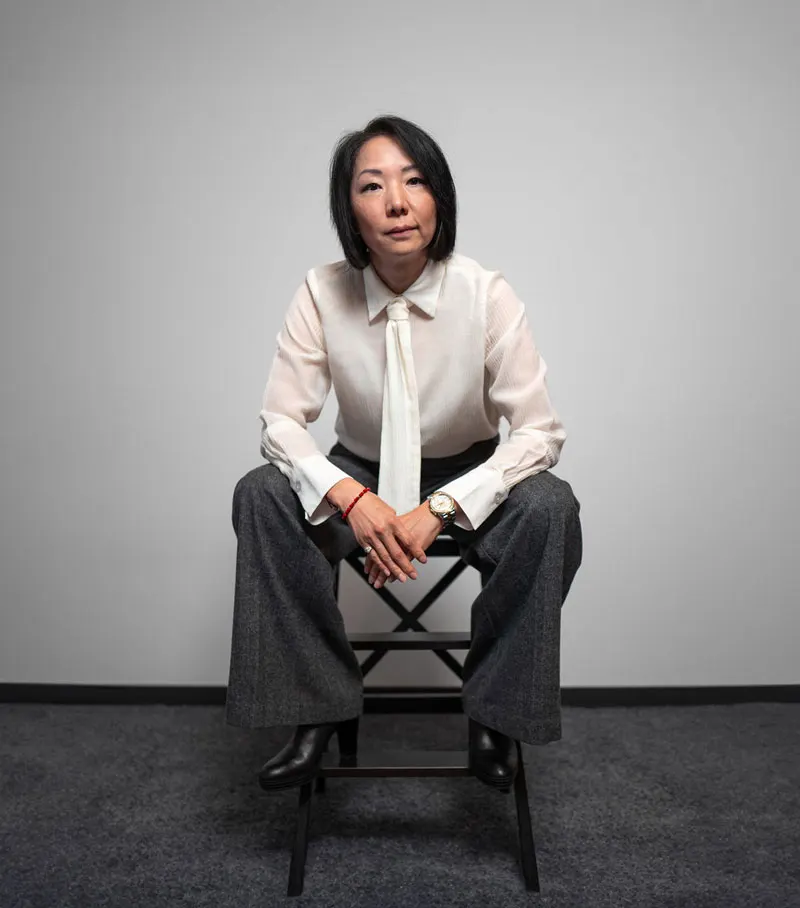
[{"left": 387, "top": 226, "right": 415, "bottom": 234}]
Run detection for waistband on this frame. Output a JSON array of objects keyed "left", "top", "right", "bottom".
[{"left": 329, "top": 434, "right": 500, "bottom": 480}]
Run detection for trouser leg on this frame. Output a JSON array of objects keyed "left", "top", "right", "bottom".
[
  {"left": 447, "top": 470, "right": 584, "bottom": 745},
  {"left": 224, "top": 452, "right": 378, "bottom": 729}
]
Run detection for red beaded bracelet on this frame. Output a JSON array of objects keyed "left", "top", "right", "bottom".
[{"left": 341, "top": 486, "right": 371, "bottom": 521}]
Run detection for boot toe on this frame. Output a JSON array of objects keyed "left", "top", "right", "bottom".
[
  {"left": 256, "top": 723, "right": 338, "bottom": 791},
  {"left": 258, "top": 751, "right": 320, "bottom": 790},
  {"left": 472, "top": 752, "right": 518, "bottom": 791},
  {"left": 469, "top": 721, "right": 519, "bottom": 792}
]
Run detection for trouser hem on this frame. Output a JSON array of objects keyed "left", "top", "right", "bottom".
[{"left": 462, "top": 697, "right": 562, "bottom": 745}]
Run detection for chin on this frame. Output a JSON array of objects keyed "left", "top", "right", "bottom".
[{"left": 386, "top": 235, "right": 425, "bottom": 250}]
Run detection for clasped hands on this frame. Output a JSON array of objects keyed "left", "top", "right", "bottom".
[{"left": 326, "top": 479, "right": 444, "bottom": 589}]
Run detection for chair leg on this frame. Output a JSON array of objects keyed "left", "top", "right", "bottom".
[
  {"left": 336, "top": 715, "right": 360, "bottom": 762},
  {"left": 287, "top": 781, "right": 314, "bottom": 897},
  {"left": 316, "top": 740, "right": 329, "bottom": 794},
  {"left": 512, "top": 741, "right": 540, "bottom": 892}
]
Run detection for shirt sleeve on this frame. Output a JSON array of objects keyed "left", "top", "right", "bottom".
[
  {"left": 258, "top": 273, "right": 354, "bottom": 525},
  {"left": 437, "top": 273, "right": 567, "bottom": 530}
]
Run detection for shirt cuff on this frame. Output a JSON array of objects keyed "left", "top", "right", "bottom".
[
  {"left": 289, "top": 453, "right": 353, "bottom": 525},
  {"left": 436, "top": 465, "right": 508, "bottom": 531}
]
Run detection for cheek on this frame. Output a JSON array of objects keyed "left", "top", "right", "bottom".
[{"left": 354, "top": 202, "right": 380, "bottom": 234}]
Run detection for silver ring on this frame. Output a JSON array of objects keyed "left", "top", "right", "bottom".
[{"left": 363, "top": 545, "right": 373, "bottom": 555}]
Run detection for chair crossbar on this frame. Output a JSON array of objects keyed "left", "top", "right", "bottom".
[
  {"left": 340, "top": 545, "right": 470, "bottom": 683},
  {"left": 348, "top": 631, "right": 471, "bottom": 650}
]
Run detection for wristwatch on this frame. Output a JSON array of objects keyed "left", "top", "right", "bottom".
[{"left": 427, "top": 490, "right": 457, "bottom": 528}]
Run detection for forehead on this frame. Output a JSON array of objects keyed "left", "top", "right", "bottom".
[{"left": 353, "top": 135, "right": 417, "bottom": 173}]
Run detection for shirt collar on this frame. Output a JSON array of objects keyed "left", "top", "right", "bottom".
[{"left": 362, "top": 257, "right": 447, "bottom": 322}]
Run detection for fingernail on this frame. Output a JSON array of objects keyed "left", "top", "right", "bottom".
[{"left": 410, "top": 572, "right": 418, "bottom": 579}]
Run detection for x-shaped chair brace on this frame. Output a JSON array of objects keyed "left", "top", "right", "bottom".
[{"left": 334, "top": 536, "right": 469, "bottom": 682}]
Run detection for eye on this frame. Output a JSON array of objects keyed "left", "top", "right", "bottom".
[{"left": 360, "top": 177, "right": 427, "bottom": 193}]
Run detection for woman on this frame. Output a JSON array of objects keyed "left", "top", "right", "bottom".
[{"left": 225, "top": 115, "right": 583, "bottom": 794}]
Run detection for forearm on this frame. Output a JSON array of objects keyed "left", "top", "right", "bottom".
[
  {"left": 325, "top": 477, "right": 368, "bottom": 512},
  {"left": 327, "top": 481, "right": 464, "bottom": 532}
]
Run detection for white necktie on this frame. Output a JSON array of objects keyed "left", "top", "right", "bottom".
[{"left": 377, "top": 299, "right": 421, "bottom": 514}]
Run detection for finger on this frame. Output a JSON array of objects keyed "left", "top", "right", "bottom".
[
  {"left": 395, "top": 527, "right": 428, "bottom": 564},
  {"left": 364, "top": 539, "right": 388, "bottom": 574},
  {"left": 368, "top": 559, "right": 385, "bottom": 586},
  {"left": 364, "top": 552, "right": 391, "bottom": 585},
  {"left": 390, "top": 525, "right": 424, "bottom": 573},
  {"left": 371, "top": 536, "right": 408, "bottom": 582},
  {"left": 381, "top": 532, "right": 418, "bottom": 580},
  {"left": 375, "top": 562, "right": 396, "bottom": 588}
]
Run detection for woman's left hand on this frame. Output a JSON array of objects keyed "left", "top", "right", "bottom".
[{"left": 364, "top": 504, "right": 442, "bottom": 588}]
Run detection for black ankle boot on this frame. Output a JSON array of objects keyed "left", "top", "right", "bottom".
[
  {"left": 468, "top": 717, "right": 518, "bottom": 793},
  {"left": 257, "top": 716, "right": 359, "bottom": 791}
]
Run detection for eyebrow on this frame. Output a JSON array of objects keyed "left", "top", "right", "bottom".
[{"left": 356, "top": 164, "right": 420, "bottom": 178}]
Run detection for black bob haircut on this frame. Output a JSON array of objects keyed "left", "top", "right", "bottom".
[{"left": 329, "top": 115, "right": 457, "bottom": 270}]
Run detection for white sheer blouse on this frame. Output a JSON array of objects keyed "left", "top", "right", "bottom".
[{"left": 259, "top": 251, "right": 567, "bottom": 530}]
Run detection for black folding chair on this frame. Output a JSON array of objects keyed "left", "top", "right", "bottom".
[{"left": 283, "top": 535, "right": 540, "bottom": 897}]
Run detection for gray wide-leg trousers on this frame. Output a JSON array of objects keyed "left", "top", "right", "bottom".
[{"left": 225, "top": 437, "right": 583, "bottom": 745}]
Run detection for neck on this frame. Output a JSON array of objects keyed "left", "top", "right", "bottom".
[{"left": 369, "top": 252, "right": 428, "bottom": 296}]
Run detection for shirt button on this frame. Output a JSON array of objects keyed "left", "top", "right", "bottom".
[{"left": 494, "top": 492, "right": 504, "bottom": 504}]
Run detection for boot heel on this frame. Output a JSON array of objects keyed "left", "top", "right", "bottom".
[{"left": 335, "top": 716, "right": 359, "bottom": 758}]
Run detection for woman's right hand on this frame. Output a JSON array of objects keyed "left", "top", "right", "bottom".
[{"left": 326, "top": 480, "right": 426, "bottom": 583}]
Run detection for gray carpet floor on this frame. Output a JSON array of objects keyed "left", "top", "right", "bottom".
[{"left": 1, "top": 703, "right": 798, "bottom": 908}]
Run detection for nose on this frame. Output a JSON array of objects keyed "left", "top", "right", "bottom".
[{"left": 385, "top": 181, "right": 408, "bottom": 215}]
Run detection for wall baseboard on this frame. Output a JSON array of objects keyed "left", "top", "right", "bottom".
[{"left": 1, "top": 684, "right": 798, "bottom": 710}]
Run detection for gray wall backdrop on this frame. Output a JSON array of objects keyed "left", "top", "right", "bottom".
[{"left": 1, "top": 1, "right": 797, "bottom": 688}]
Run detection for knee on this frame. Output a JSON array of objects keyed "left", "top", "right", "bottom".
[
  {"left": 232, "top": 463, "right": 293, "bottom": 527},
  {"left": 511, "top": 471, "right": 580, "bottom": 524}
]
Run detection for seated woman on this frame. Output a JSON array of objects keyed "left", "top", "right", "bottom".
[{"left": 225, "top": 114, "right": 583, "bottom": 794}]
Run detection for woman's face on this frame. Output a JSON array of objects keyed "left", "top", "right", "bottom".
[{"left": 349, "top": 135, "right": 438, "bottom": 262}]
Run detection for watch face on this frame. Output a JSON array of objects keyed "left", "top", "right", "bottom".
[{"left": 430, "top": 492, "right": 453, "bottom": 512}]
